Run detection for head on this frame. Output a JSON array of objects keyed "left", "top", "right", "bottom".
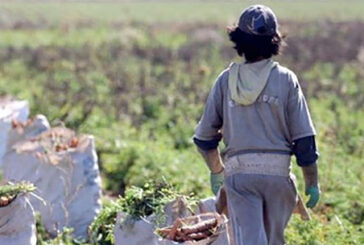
[{"left": 228, "top": 5, "right": 284, "bottom": 62}]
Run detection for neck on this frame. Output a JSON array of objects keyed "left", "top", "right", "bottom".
[{"left": 245, "top": 56, "right": 266, "bottom": 63}]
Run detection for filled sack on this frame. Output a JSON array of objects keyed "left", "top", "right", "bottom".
[
  {"left": 2, "top": 127, "right": 102, "bottom": 239},
  {"left": 114, "top": 197, "right": 193, "bottom": 245},
  {"left": 114, "top": 196, "right": 229, "bottom": 245}
]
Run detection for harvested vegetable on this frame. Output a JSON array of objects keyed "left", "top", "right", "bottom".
[
  {"left": 156, "top": 212, "right": 226, "bottom": 243},
  {"left": 167, "top": 218, "right": 182, "bottom": 240},
  {"left": 13, "top": 128, "right": 84, "bottom": 164},
  {"left": 55, "top": 143, "right": 69, "bottom": 152},
  {"left": 186, "top": 230, "right": 211, "bottom": 241},
  {"left": 180, "top": 218, "right": 217, "bottom": 235},
  {"left": 69, "top": 137, "right": 79, "bottom": 148},
  {"left": 0, "top": 195, "right": 12, "bottom": 206},
  {"left": 11, "top": 118, "right": 33, "bottom": 129}
]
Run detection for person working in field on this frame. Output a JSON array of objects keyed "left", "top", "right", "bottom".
[{"left": 193, "top": 5, "right": 320, "bottom": 245}]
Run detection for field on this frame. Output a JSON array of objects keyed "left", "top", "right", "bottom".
[{"left": 0, "top": 1, "right": 363, "bottom": 244}]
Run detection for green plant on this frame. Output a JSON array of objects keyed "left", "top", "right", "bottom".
[
  {"left": 36, "top": 214, "right": 88, "bottom": 245},
  {"left": 0, "top": 181, "right": 36, "bottom": 196},
  {"left": 89, "top": 181, "right": 196, "bottom": 245}
]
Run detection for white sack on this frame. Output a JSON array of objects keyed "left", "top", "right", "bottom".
[
  {"left": 114, "top": 197, "right": 229, "bottom": 245},
  {"left": 114, "top": 197, "right": 193, "bottom": 245},
  {"left": 114, "top": 213, "right": 156, "bottom": 245},
  {"left": 2, "top": 128, "right": 102, "bottom": 239},
  {"left": 0, "top": 98, "right": 29, "bottom": 167},
  {"left": 0, "top": 194, "right": 36, "bottom": 245}
]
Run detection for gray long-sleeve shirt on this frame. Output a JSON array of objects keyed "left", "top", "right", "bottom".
[{"left": 194, "top": 64, "right": 316, "bottom": 159}]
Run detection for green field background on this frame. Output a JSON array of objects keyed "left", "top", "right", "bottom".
[
  {"left": 2, "top": 0, "right": 364, "bottom": 23},
  {"left": 0, "top": 1, "right": 363, "bottom": 244}
]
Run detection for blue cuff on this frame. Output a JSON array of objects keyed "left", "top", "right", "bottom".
[
  {"left": 193, "top": 137, "right": 221, "bottom": 151},
  {"left": 292, "top": 136, "right": 319, "bottom": 167}
]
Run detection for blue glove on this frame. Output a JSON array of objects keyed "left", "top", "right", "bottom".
[
  {"left": 305, "top": 186, "right": 320, "bottom": 208},
  {"left": 210, "top": 172, "right": 224, "bottom": 195}
]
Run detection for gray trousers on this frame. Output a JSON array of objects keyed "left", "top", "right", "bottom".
[{"left": 225, "top": 173, "right": 297, "bottom": 245}]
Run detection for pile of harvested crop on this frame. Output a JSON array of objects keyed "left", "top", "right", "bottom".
[
  {"left": 156, "top": 212, "right": 226, "bottom": 243},
  {"left": 11, "top": 118, "right": 35, "bottom": 130},
  {"left": 91, "top": 181, "right": 196, "bottom": 245},
  {"left": 0, "top": 181, "right": 36, "bottom": 207},
  {"left": 29, "top": 127, "right": 80, "bottom": 155}
]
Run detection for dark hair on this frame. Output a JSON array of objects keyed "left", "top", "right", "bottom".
[{"left": 228, "top": 26, "right": 284, "bottom": 62}]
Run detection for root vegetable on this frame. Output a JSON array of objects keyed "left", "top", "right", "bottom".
[
  {"left": 11, "top": 120, "right": 20, "bottom": 129},
  {"left": 187, "top": 230, "right": 211, "bottom": 241},
  {"left": 0, "top": 195, "right": 15, "bottom": 207},
  {"left": 180, "top": 218, "right": 217, "bottom": 235},
  {"left": 69, "top": 137, "right": 79, "bottom": 148},
  {"left": 11, "top": 118, "right": 34, "bottom": 129},
  {"left": 55, "top": 143, "right": 68, "bottom": 152},
  {"left": 167, "top": 218, "right": 181, "bottom": 240},
  {"left": 157, "top": 228, "right": 172, "bottom": 238},
  {"left": 0, "top": 196, "right": 9, "bottom": 206},
  {"left": 157, "top": 213, "right": 222, "bottom": 243}
]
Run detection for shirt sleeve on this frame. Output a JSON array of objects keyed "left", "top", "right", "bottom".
[
  {"left": 194, "top": 74, "right": 224, "bottom": 143},
  {"left": 292, "top": 136, "right": 319, "bottom": 167},
  {"left": 193, "top": 136, "right": 222, "bottom": 151},
  {"left": 287, "top": 72, "right": 316, "bottom": 141}
]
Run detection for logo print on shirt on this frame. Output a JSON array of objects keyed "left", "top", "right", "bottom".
[
  {"left": 228, "top": 95, "right": 279, "bottom": 107},
  {"left": 259, "top": 94, "right": 279, "bottom": 106}
]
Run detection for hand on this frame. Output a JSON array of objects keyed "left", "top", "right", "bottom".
[
  {"left": 301, "top": 163, "right": 320, "bottom": 208},
  {"left": 305, "top": 185, "right": 320, "bottom": 208},
  {"left": 210, "top": 171, "right": 224, "bottom": 195}
]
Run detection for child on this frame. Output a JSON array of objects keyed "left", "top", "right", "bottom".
[{"left": 193, "top": 5, "right": 320, "bottom": 245}]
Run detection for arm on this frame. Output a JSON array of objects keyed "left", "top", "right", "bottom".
[
  {"left": 291, "top": 129, "right": 320, "bottom": 209},
  {"left": 292, "top": 135, "right": 320, "bottom": 189},
  {"left": 196, "top": 147, "right": 224, "bottom": 174},
  {"left": 193, "top": 72, "right": 226, "bottom": 194},
  {"left": 194, "top": 137, "right": 225, "bottom": 195},
  {"left": 197, "top": 146, "right": 225, "bottom": 195},
  {"left": 302, "top": 163, "right": 320, "bottom": 208},
  {"left": 287, "top": 72, "right": 320, "bottom": 208},
  {"left": 302, "top": 162, "right": 319, "bottom": 188}
]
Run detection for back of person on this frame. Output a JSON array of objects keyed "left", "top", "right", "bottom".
[
  {"left": 193, "top": 4, "right": 320, "bottom": 245},
  {"left": 196, "top": 63, "right": 315, "bottom": 160}
]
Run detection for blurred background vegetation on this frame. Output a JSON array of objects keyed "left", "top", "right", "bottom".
[{"left": 0, "top": 0, "right": 363, "bottom": 244}]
